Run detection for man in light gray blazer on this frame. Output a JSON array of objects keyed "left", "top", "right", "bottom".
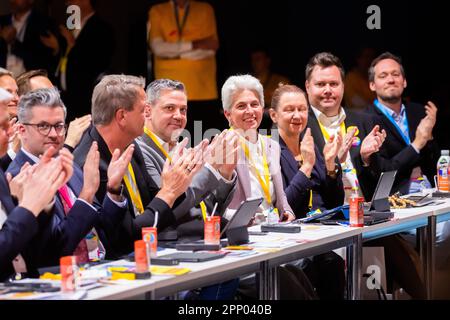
[{"left": 136, "top": 79, "right": 238, "bottom": 239}]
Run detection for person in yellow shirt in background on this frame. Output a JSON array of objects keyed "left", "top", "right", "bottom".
[
  {"left": 148, "top": 0, "right": 223, "bottom": 138},
  {"left": 344, "top": 47, "right": 376, "bottom": 111}
]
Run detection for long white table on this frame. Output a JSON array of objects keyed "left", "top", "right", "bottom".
[
  {"left": 5, "top": 198, "right": 449, "bottom": 300},
  {"left": 424, "top": 198, "right": 450, "bottom": 298},
  {"left": 360, "top": 197, "right": 450, "bottom": 299},
  {"left": 84, "top": 225, "right": 362, "bottom": 300}
]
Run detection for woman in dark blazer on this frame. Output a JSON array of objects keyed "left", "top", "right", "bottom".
[
  {"left": 269, "top": 84, "right": 345, "bottom": 217},
  {"left": 269, "top": 84, "right": 346, "bottom": 300}
]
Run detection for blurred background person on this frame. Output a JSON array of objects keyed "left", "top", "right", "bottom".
[
  {"left": 41, "top": 0, "right": 114, "bottom": 121},
  {"left": 0, "top": 0, "right": 58, "bottom": 77},
  {"left": 148, "top": 0, "right": 222, "bottom": 136},
  {"left": 344, "top": 47, "right": 376, "bottom": 111},
  {"left": 251, "top": 48, "right": 290, "bottom": 131}
]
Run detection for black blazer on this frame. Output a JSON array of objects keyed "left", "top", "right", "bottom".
[
  {"left": 365, "top": 101, "right": 440, "bottom": 194},
  {"left": 307, "top": 108, "right": 379, "bottom": 201},
  {"left": 0, "top": 10, "right": 58, "bottom": 74},
  {"left": 279, "top": 136, "right": 344, "bottom": 218},
  {"left": 0, "top": 169, "right": 40, "bottom": 281},
  {"left": 0, "top": 154, "right": 12, "bottom": 171},
  {"left": 58, "top": 14, "right": 114, "bottom": 120},
  {"left": 73, "top": 126, "right": 179, "bottom": 257}
]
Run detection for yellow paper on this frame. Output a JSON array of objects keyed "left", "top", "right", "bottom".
[{"left": 150, "top": 266, "right": 191, "bottom": 276}]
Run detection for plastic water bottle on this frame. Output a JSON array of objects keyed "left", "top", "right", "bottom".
[{"left": 437, "top": 150, "right": 450, "bottom": 192}]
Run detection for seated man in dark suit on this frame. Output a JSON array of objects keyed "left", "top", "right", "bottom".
[
  {"left": 304, "top": 52, "right": 426, "bottom": 299},
  {"left": 367, "top": 52, "right": 449, "bottom": 269},
  {"left": 8, "top": 87, "right": 131, "bottom": 268},
  {"left": 0, "top": 104, "right": 70, "bottom": 281},
  {"left": 74, "top": 74, "right": 204, "bottom": 258},
  {"left": 367, "top": 52, "right": 439, "bottom": 195}
]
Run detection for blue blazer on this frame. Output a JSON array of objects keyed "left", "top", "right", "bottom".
[
  {"left": 7, "top": 150, "right": 126, "bottom": 267},
  {"left": 0, "top": 169, "right": 40, "bottom": 281},
  {"left": 279, "top": 136, "right": 345, "bottom": 218}
]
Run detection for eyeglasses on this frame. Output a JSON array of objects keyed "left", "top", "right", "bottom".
[{"left": 22, "top": 122, "right": 67, "bottom": 136}]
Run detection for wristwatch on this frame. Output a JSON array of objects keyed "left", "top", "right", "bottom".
[
  {"left": 327, "top": 165, "right": 340, "bottom": 178},
  {"left": 107, "top": 183, "right": 124, "bottom": 196}
]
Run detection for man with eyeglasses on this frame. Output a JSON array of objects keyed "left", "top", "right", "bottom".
[
  {"left": 6, "top": 87, "right": 132, "bottom": 271},
  {"left": 0, "top": 93, "right": 73, "bottom": 281}
]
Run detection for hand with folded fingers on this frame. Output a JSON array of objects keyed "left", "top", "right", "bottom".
[
  {"left": 360, "top": 125, "right": 387, "bottom": 164},
  {"left": 65, "top": 114, "right": 92, "bottom": 149},
  {"left": 19, "top": 158, "right": 67, "bottom": 216},
  {"left": 158, "top": 145, "right": 205, "bottom": 207},
  {"left": 205, "top": 129, "right": 239, "bottom": 180}
]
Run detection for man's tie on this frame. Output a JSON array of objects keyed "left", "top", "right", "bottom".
[{"left": 58, "top": 185, "right": 89, "bottom": 264}]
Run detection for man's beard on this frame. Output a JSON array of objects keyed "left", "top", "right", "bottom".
[{"left": 379, "top": 93, "right": 402, "bottom": 104}]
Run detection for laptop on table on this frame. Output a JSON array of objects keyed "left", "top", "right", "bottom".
[
  {"left": 299, "top": 171, "right": 397, "bottom": 226},
  {"left": 174, "top": 197, "right": 263, "bottom": 250}
]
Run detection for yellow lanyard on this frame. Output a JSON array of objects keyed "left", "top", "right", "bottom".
[
  {"left": 318, "top": 121, "right": 346, "bottom": 142},
  {"left": 123, "top": 163, "right": 144, "bottom": 215},
  {"left": 57, "top": 46, "right": 72, "bottom": 74},
  {"left": 308, "top": 190, "right": 313, "bottom": 210},
  {"left": 144, "top": 127, "right": 209, "bottom": 220},
  {"left": 241, "top": 136, "right": 272, "bottom": 206},
  {"left": 144, "top": 127, "right": 171, "bottom": 161}
]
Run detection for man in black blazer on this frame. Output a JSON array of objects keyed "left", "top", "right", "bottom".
[
  {"left": 73, "top": 74, "right": 203, "bottom": 257},
  {"left": 0, "top": 0, "right": 58, "bottom": 76},
  {"left": 304, "top": 52, "right": 385, "bottom": 201},
  {"left": 366, "top": 52, "right": 439, "bottom": 195},
  {"left": 304, "top": 52, "right": 426, "bottom": 299}
]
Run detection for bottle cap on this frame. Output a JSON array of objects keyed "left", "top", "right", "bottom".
[{"left": 441, "top": 150, "right": 449, "bottom": 156}]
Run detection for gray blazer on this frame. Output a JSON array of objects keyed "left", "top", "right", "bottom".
[
  {"left": 226, "top": 135, "right": 293, "bottom": 216},
  {"left": 136, "top": 133, "right": 237, "bottom": 223}
]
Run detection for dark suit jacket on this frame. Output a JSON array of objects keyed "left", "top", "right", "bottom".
[
  {"left": 73, "top": 126, "right": 178, "bottom": 256},
  {"left": 0, "top": 154, "right": 12, "bottom": 171},
  {"left": 7, "top": 149, "right": 124, "bottom": 265},
  {"left": 0, "top": 169, "right": 39, "bottom": 281},
  {"left": 365, "top": 101, "right": 440, "bottom": 194},
  {"left": 58, "top": 13, "right": 114, "bottom": 120},
  {"left": 279, "top": 136, "right": 344, "bottom": 218},
  {"left": 307, "top": 108, "right": 379, "bottom": 201},
  {"left": 0, "top": 10, "right": 58, "bottom": 74}
]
